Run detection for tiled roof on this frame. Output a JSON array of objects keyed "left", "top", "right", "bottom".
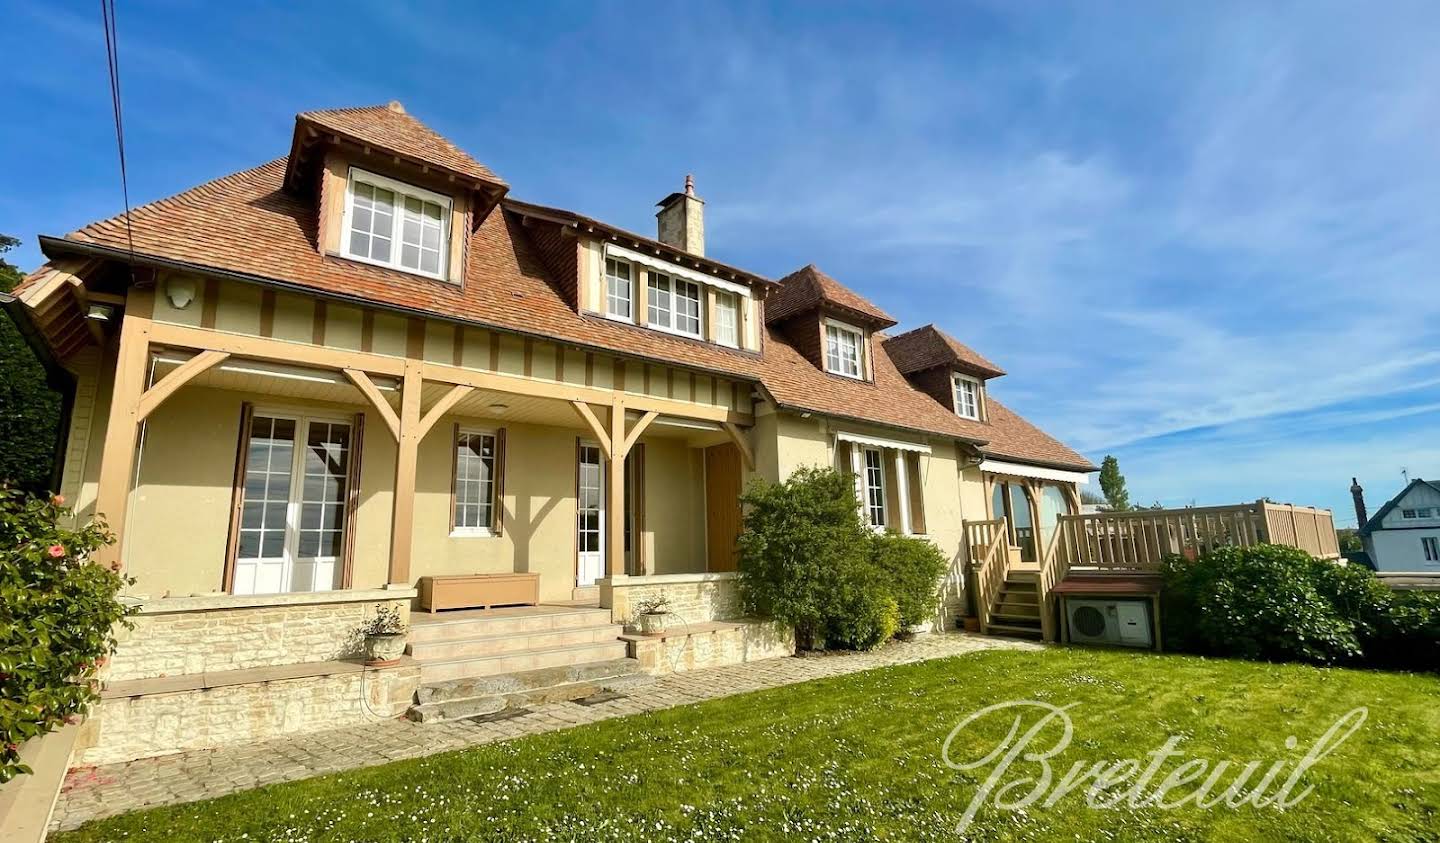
[
  {"left": 35, "top": 109, "right": 1093, "bottom": 473},
  {"left": 296, "top": 103, "right": 506, "bottom": 187},
  {"left": 765, "top": 264, "right": 897, "bottom": 328},
  {"left": 883, "top": 325, "right": 1006, "bottom": 379}
]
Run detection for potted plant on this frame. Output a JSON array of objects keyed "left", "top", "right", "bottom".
[
  {"left": 961, "top": 615, "right": 981, "bottom": 633},
  {"left": 358, "top": 605, "right": 408, "bottom": 666},
  {"left": 633, "top": 596, "right": 672, "bottom": 635}
]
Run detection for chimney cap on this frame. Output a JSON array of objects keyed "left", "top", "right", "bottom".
[
  {"left": 657, "top": 174, "right": 704, "bottom": 209},
  {"left": 386, "top": 100, "right": 406, "bottom": 113}
]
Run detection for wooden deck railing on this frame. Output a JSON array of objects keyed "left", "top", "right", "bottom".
[
  {"left": 1055, "top": 500, "right": 1340, "bottom": 572},
  {"left": 965, "top": 518, "right": 1009, "bottom": 635}
]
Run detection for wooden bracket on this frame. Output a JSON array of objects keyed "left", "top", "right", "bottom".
[
  {"left": 722, "top": 422, "right": 755, "bottom": 471},
  {"left": 619, "top": 410, "right": 658, "bottom": 458},
  {"left": 344, "top": 369, "right": 401, "bottom": 440},
  {"left": 418, "top": 384, "right": 474, "bottom": 440},
  {"left": 570, "top": 401, "right": 612, "bottom": 459},
  {"left": 136, "top": 350, "right": 230, "bottom": 422}
]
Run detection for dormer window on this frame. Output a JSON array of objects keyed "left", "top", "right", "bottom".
[
  {"left": 824, "top": 318, "right": 865, "bottom": 379},
  {"left": 342, "top": 168, "right": 451, "bottom": 280},
  {"left": 953, "top": 373, "right": 981, "bottom": 420},
  {"left": 605, "top": 258, "right": 633, "bottom": 321},
  {"left": 646, "top": 272, "right": 704, "bottom": 338}
]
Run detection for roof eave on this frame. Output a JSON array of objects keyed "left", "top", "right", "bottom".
[{"left": 770, "top": 399, "right": 989, "bottom": 448}]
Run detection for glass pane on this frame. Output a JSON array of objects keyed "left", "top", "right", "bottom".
[
  {"left": 321, "top": 531, "right": 343, "bottom": 557},
  {"left": 298, "top": 532, "right": 319, "bottom": 558},
  {"left": 401, "top": 243, "right": 420, "bottom": 269},
  {"left": 353, "top": 206, "right": 372, "bottom": 233},
  {"left": 424, "top": 201, "right": 443, "bottom": 221},
  {"left": 261, "top": 531, "right": 285, "bottom": 558},
  {"left": 238, "top": 532, "right": 259, "bottom": 559},
  {"left": 301, "top": 505, "right": 322, "bottom": 530},
  {"left": 263, "top": 502, "right": 287, "bottom": 529},
  {"left": 403, "top": 218, "right": 421, "bottom": 244},
  {"left": 373, "top": 187, "right": 395, "bottom": 212},
  {"left": 421, "top": 225, "right": 440, "bottom": 250},
  {"left": 420, "top": 251, "right": 439, "bottom": 274},
  {"left": 372, "top": 236, "right": 391, "bottom": 263},
  {"left": 241, "top": 502, "right": 264, "bottom": 529},
  {"left": 405, "top": 196, "right": 422, "bottom": 215}
]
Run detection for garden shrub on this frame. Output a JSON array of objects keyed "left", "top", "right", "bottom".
[
  {"left": 0, "top": 489, "right": 131, "bottom": 781},
  {"left": 736, "top": 467, "right": 872, "bottom": 649},
  {"left": 1366, "top": 589, "right": 1440, "bottom": 672},
  {"left": 1160, "top": 544, "right": 1361, "bottom": 665},
  {"left": 737, "top": 467, "right": 946, "bottom": 651},
  {"left": 870, "top": 532, "right": 949, "bottom": 628}
]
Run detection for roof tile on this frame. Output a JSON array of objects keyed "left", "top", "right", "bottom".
[
  {"left": 766, "top": 264, "right": 896, "bottom": 328},
  {"left": 883, "top": 325, "right": 1006, "bottom": 378}
]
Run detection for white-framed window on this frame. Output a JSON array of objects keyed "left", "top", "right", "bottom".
[
  {"left": 1424, "top": 536, "right": 1439, "bottom": 562},
  {"left": 342, "top": 168, "right": 451, "bottom": 280},
  {"left": 605, "top": 258, "right": 633, "bottom": 321},
  {"left": 953, "top": 373, "right": 981, "bottom": 420},
  {"left": 453, "top": 428, "right": 497, "bottom": 535},
  {"left": 825, "top": 319, "right": 864, "bottom": 379},
  {"left": 863, "top": 447, "right": 887, "bottom": 529},
  {"left": 1402, "top": 507, "right": 1433, "bottom": 519},
  {"left": 645, "top": 272, "right": 703, "bottom": 338},
  {"left": 714, "top": 291, "right": 739, "bottom": 347}
]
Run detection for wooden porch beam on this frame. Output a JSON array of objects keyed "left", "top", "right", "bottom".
[
  {"left": 570, "top": 401, "right": 612, "bottom": 459},
  {"left": 136, "top": 350, "right": 230, "bottom": 422},
  {"left": 343, "top": 369, "right": 401, "bottom": 441},
  {"left": 92, "top": 289, "right": 155, "bottom": 571},
  {"left": 618, "top": 410, "right": 658, "bottom": 458},
  {"left": 149, "top": 321, "right": 408, "bottom": 376},
  {"left": 417, "top": 384, "right": 474, "bottom": 440},
  {"left": 722, "top": 422, "right": 755, "bottom": 471}
]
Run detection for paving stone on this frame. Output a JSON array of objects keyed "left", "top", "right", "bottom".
[{"left": 51, "top": 632, "right": 1038, "bottom": 832}]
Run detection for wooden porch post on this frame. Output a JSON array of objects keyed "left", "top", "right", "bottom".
[
  {"left": 389, "top": 360, "right": 423, "bottom": 586},
  {"left": 92, "top": 289, "right": 154, "bottom": 570},
  {"left": 607, "top": 399, "right": 626, "bottom": 577}
]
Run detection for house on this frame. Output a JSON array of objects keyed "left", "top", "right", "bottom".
[
  {"left": 4, "top": 102, "right": 1094, "bottom": 764},
  {"left": 1353, "top": 477, "right": 1440, "bottom": 573}
]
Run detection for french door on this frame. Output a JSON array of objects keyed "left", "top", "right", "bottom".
[
  {"left": 576, "top": 444, "right": 605, "bottom": 587},
  {"left": 233, "top": 413, "right": 352, "bottom": 595}
]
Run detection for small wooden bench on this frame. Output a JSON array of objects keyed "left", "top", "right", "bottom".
[{"left": 418, "top": 573, "right": 540, "bottom": 613}]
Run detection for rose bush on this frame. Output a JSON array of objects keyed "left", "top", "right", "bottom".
[{"left": 0, "top": 488, "right": 132, "bottom": 781}]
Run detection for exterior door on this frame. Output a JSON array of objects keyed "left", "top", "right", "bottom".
[
  {"left": 234, "top": 414, "right": 351, "bottom": 595},
  {"left": 705, "top": 443, "right": 743, "bottom": 572},
  {"left": 576, "top": 443, "right": 605, "bottom": 587}
]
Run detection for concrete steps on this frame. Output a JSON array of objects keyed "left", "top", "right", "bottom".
[
  {"left": 408, "top": 658, "right": 653, "bottom": 723},
  {"left": 404, "top": 605, "right": 646, "bottom": 721}
]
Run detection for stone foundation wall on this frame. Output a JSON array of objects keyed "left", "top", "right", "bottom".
[
  {"left": 629, "top": 621, "right": 794, "bottom": 675},
  {"left": 603, "top": 573, "right": 740, "bottom": 625},
  {"left": 78, "top": 663, "right": 420, "bottom": 765},
  {"left": 109, "top": 595, "right": 411, "bottom": 681}
]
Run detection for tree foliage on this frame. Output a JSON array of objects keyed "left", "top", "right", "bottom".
[
  {"left": 0, "top": 234, "right": 64, "bottom": 492},
  {"left": 1097, "top": 455, "right": 1130, "bottom": 511},
  {"left": 1, "top": 489, "right": 132, "bottom": 781}
]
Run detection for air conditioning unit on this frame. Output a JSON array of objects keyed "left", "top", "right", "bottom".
[{"left": 1066, "top": 599, "right": 1153, "bottom": 648}]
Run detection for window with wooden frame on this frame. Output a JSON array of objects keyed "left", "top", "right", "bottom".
[
  {"left": 605, "top": 258, "right": 634, "bottom": 321},
  {"left": 953, "top": 373, "right": 981, "bottom": 420},
  {"left": 645, "top": 271, "right": 704, "bottom": 338},
  {"left": 342, "top": 168, "right": 452, "bottom": 280},
  {"left": 713, "top": 291, "right": 739, "bottom": 347},
  {"left": 824, "top": 319, "right": 865, "bottom": 379},
  {"left": 451, "top": 426, "right": 506, "bottom": 536}
]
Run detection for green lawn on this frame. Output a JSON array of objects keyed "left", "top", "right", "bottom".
[{"left": 60, "top": 649, "right": 1440, "bottom": 842}]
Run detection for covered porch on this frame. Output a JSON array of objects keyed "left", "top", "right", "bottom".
[{"left": 90, "top": 287, "right": 757, "bottom": 610}]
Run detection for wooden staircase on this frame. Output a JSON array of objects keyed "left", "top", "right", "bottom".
[{"left": 983, "top": 571, "right": 1045, "bottom": 639}]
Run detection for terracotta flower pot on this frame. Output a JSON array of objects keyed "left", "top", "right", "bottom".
[
  {"left": 962, "top": 616, "right": 981, "bottom": 633},
  {"left": 365, "top": 633, "right": 406, "bottom": 666}
]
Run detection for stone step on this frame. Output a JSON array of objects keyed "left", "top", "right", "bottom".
[
  {"left": 408, "top": 658, "right": 654, "bottom": 723},
  {"left": 406, "top": 624, "right": 623, "bottom": 661},
  {"left": 416, "top": 641, "right": 631, "bottom": 683},
  {"left": 408, "top": 607, "right": 614, "bottom": 644}
]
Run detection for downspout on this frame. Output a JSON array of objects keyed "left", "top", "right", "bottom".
[{"left": 1, "top": 291, "right": 77, "bottom": 493}]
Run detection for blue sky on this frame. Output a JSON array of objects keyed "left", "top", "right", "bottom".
[{"left": 4, "top": 1, "right": 1439, "bottom": 524}]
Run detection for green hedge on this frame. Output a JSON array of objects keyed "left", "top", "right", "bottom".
[
  {"left": 0, "top": 489, "right": 132, "bottom": 781},
  {"left": 736, "top": 467, "right": 950, "bottom": 651},
  {"left": 1161, "top": 544, "right": 1439, "bottom": 671}
]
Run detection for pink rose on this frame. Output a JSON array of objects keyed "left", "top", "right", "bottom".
[
  {"left": 52, "top": 494, "right": 65, "bottom": 506},
  {"left": 48, "top": 545, "right": 65, "bottom": 558}
]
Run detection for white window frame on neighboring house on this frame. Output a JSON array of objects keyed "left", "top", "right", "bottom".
[
  {"left": 1424, "top": 536, "right": 1440, "bottom": 562},
  {"left": 341, "top": 168, "right": 452, "bottom": 281},
  {"left": 714, "top": 290, "right": 739, "bottom": 347},
  {"left": 645, "top": 271, "right": 704, "bottom": 339},
  {"left": 953, "top": 373, "right": 981, "bottom": 420},
  {"left": 824, "top": 318, "right": 865, "bottom": 379},
  {"left": 605, "top": 258, "right": 634, "bottom": 322},
  {"left": 452, "top": 427, "right": 498, "bottom": 537}
]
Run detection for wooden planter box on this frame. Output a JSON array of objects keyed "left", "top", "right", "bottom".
[{"left": 418, "top": 573, "right": 540, "bottom": 613}]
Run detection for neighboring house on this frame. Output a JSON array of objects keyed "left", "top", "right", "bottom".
[
  {"left": 4, "top": 102, "right": 1093, "bottom": 764},
  {"left": 1354, "top": 477, "right": 1440, "bottom": 573}
]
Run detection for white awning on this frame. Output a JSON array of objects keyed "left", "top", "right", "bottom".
[
  {"left": 603, "top": 243, "right": 752, "bottom": 298},
  {"left": 980, "top": 459, "right": 1090, "bottom": 485},
  {"left": 836, "top": 431, "right": 931, "bottom": 455}
]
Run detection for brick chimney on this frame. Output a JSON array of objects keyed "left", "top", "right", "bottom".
[
  {"left": 1350, "top": 477, "right": 1367, "bottom": 528},
  {"left": 656, "top": 174, "right": 704, "bottom": 256}
]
